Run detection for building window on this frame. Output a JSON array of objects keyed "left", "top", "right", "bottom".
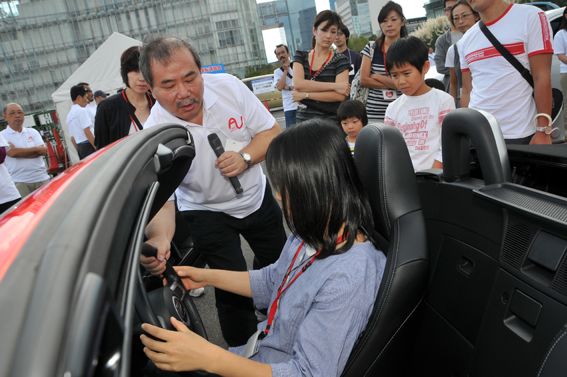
[{"left": 218, "top": 30, "right": 243, "bottom": 48}]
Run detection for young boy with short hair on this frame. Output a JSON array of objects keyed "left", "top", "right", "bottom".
[
  {"left": 384, "top": 36, "right": 455, "bottom": 171},
  {"left": 337, "top": 99, "right": 368, "bottom": 155}
]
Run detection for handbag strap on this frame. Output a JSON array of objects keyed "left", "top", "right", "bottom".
[{"left": 478, "top": 21, "right": 534, "bottom": 88}]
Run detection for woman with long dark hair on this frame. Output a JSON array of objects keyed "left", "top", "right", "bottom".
[
  {"left": 291, "top": 10, "right": 351, "bottom": 122},
  {"left": 360, "top": 1, "right": 407, "bottom": 122},
  {"left": 553, "top": 6, "right": 567, "bottom": 139},
  {"left": 140, "top": 119, "right": 387, "bottom": 376},
  {"left": 94, "top": 46, "right": 155, "bottom": 148}
]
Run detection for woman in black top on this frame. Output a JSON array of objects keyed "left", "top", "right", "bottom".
[
  {"left": 292, "top": 10, "right": 350, "bottom": 123},
  {"left": 94, "top": 46, "right": 155, "bottom": 149}
]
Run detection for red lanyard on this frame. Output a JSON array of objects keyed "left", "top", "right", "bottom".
[
  {"left": 309, "top": 50, "right": 333, "bottom": 78},
  {"left": 260, "top": 235, "right": 346, "bottom": 339}
]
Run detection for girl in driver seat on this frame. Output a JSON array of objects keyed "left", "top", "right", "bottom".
[{"left": 141, "top": 119, "right": 386, "bottom": 377}]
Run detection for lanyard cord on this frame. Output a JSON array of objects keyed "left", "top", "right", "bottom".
[
  {"left": 121, "top": 90, "right": 154, "bottom": 131},
  {"left": 309, "top": 49, "right": 333, "bottom": 79},
  {"left": 259, "top": 234, "right": 347, "bottom": 339}
]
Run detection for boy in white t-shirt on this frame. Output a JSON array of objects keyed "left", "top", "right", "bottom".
[
  {"left": 384, "top": 36, "right": 455, "bottom": 171},
  {"left": 459, "top": 0, "right": 554, "bottom": 144}
]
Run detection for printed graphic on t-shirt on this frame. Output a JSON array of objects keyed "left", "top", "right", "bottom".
[{"left": 390, "top": 107, "right": 432, "bottom": 151}]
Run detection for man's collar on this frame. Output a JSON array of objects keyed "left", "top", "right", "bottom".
[
  {"left": 5, "top": 125, "right": 21, "bottom": 134},
  {"left": 202, "top": 75, "right": 217, "bottom": 111}
]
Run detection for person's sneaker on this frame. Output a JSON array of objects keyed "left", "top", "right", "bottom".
[{"left": 189, "top": 287, "right": 205, "bottom": 297}]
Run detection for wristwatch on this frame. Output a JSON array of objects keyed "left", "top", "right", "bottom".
[
  {"left": 240, "top": 152, "right": 252, "bottom": 168},
  {"left": 535, "top": 125, "right": 557, "bottom": 135}
]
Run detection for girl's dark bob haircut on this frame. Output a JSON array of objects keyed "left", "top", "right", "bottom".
[
  {"left": 120, "top": 46, "right": 142, "bottom": 88},
  {"left": 266, "top": 119, "right": 377, "bottom": 258}
]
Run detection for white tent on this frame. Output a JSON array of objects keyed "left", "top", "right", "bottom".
[{"left": 51, "top": 32, "right": 141, "bottom": 163}]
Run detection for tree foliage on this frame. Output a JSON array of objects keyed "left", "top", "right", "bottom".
[
  {"left": 349, "top": 35, "right": 374, "bottom": 53},
  {"left": 410, "top": 16, "right": 450, "bottom": 50}
]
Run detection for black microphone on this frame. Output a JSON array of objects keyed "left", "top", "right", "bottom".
[{"left": 207, "top": 133, "right": 243, "bottom": 195}]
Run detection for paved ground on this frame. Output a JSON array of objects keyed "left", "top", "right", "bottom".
[{"left": 192, "top": 109, "right": 286, "bottom": 349}]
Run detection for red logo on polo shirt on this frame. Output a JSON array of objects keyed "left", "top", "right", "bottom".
[{"left": 228, "top": 116, "right": 244, "bottom": 131}]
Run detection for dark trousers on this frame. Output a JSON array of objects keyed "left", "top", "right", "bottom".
[
  {"left": 77, "top": 141, "right": 95, "bottom": 159},
  {"left": 181, "top": 182, "right": 287, "bottom": 346},
  {"left": 505, "top": 134, "right": 533, "bottom": 145},
  {"left": 0, "top": 198, "right": 20, "bottom": 215}
]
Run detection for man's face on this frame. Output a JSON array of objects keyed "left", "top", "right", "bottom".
[
  {"left": 444, "top": 0, "right": 457, "bottom": 19},
  {"left": 149, "top": 48, "right": 205, "bottom": 123},
  {"left": 335, "top": 30, "right": 347, "bottom": 49},
  {"left": 275, "top": 46, "right": 290, "bottom": 65},
  {"left": 3, "top": 104, "right": 25, "bottom": 129},
  {"left": 83, "top": 86, "right": 94, "bottom": 102},
  {"left": 77, "top": 94, "right": 89, "bottom": 107}
]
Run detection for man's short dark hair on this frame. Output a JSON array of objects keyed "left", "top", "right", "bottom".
[
  {"left": 120, "top": 46, "right": 142, "bottom": 87},
  {"left": 70, "top": 85, "right": 87, "bottom": 101},
  {"left": 337, "top": 100, "right": 368, "bottom": 126},
  {"left": 386, "top": 36, "right": 429, "bottom": 73},
  {"left": 274, "top": 44, "right": 289, "bottom": 55},
  {"left": 339, "top": 23, "right": 350, "bottom": 41},
  {"left": 139, "top": 37, "right": 202, "bottom": 87}
]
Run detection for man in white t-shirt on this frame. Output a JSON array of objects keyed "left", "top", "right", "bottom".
[
  {"left": 67, "top": 85, "right": 95, "bottom": 159},
  {"left": 385, "top": 36, "right": 456, "bottom": 171},
  {"left": 139, "top": 37, "right": 286, "bottom": 347},
  {"left": 0, "top": 132, "right": 21, "bottom": 214},
  {"left": 460, "top": 0, "right": 554, "bottom": 144},
  {"left": 1, "top": 103, "right": 50, "bottom": 197},
  {"left": 273, "top": 44, "right": 298, "bottom": 128}
]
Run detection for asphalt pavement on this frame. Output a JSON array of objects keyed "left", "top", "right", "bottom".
[{"left": 192, "top": 109, "right": 287, "bottom": 349}]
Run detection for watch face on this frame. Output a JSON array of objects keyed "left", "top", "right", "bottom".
[{"left": 242, "top": 153, "right": 252, "bottom": 163}]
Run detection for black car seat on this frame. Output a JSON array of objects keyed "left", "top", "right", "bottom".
[
  {"left": 341, "top": 124, "right": 429, "bottom": 376},
  {"left": 537, "top": 323, "right": 567, "bottom": 377}
]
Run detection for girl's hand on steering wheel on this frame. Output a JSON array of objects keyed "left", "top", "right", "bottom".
[
  {"left": 174, "top": 266, "right": 208, "bottom": 291},
  {"left": 141, "top": 317, "right": 216, "bottom": 372}
]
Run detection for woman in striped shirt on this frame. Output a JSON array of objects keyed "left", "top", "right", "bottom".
[
  {"left": 292, "top": 10, "right": 351, "bottom": 123},
  {"left": 360, "top": 1, "right": 406, "bottom": 122}
]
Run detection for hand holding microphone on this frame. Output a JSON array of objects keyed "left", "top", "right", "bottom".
[{"left": 207, "top": 133, "right": 244, "bottom": 195}]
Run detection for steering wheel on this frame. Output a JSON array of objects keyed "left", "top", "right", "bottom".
[{"left": 135, "top": 243, "right": 208, "bottom": 339}]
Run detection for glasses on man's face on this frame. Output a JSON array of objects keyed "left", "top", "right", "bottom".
[
  {"left": 444, "top": 6, "right": 453, "bottom": 13},
  {"left": 452, "top": 13, "right": 473, "bottom": 22}
]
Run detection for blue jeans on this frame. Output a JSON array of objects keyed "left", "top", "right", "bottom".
[{"left": 284, "top": 110, "right": 297, "bottom": 128}]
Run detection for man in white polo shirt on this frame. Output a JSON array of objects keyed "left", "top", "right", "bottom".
[
  {"left": 273, "top": 44, "right": 298, "bottom": 127},
  {"left": 67, "top": 85, "right": 96, "bottom": 159},
  {"left": 459, "top": 0, "right": 554, "bottom": 144},
  {"left": 1, "top": 103, "right": 50, "bottom": 197},
  {"left": 139, "top": 37, "right": 286, "bottom": 347},
  {"left": 0, "top": 132, "right": 21, "bottom": 214}
]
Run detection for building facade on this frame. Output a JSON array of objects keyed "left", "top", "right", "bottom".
[
  {"left": 256, "top": 0, "right": 317, "bottom": 55},
  {"left": 0, "top": 0, "right": 266, "bottom": 112},
  {"left": 336, "top": 0, "right": 372, "bottom": 36},
  {"left": 424, "top": 0, "right": 444, "bottom": 19}
]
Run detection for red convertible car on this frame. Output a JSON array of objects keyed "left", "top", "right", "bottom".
[{"left": 0, "top": 111, "right": 566, "bottom": 377}]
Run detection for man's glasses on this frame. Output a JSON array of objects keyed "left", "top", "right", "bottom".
[
  {"left": 452, "top": 13, "right": 473, "bottom": 22},
  {"left": 444, "top": 6, "right": 453, "bottom": 12}
]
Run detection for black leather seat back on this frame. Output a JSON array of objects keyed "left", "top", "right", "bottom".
[{"left": 341, "top": 124, "right": 429, "bottom": 376}]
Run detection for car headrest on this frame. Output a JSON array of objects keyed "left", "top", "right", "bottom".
[
  {"left": 354, "top": 124, "right": 421, "bottom": 240},
  {"left": 442, "top": 108, "right": 510, "bottom": 185}
]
